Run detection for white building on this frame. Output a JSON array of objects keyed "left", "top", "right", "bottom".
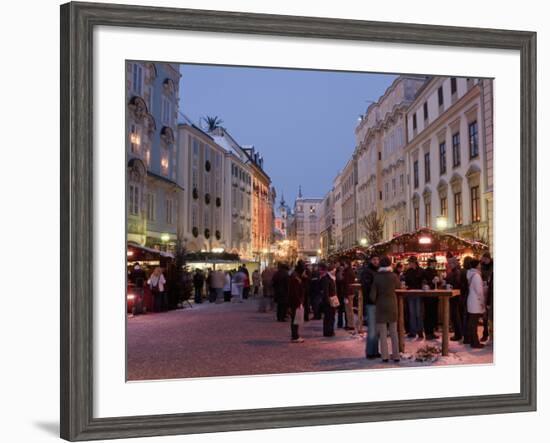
[
  {"left": 404, "top": 76, "right": 492, "bottom": 244},
  {"left": 177, "top": 123, "right": 226, "bottom": 253},
  {"left": 211, "top": 128, "right": 254, "bottom": 260},
  {"left": 355, "top": 75, "right": 426, "bottom": 242},
  {"left": 291, "top": 188, "right": 323, "bottom": 262}
]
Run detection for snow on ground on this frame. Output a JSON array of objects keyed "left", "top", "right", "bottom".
[{"left": 127, "top": 297, "right": 493, "bottom": 381}]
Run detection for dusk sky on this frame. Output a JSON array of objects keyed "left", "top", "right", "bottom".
[{"left": 179, "top": 64, "right": 397, "bottom": 205}]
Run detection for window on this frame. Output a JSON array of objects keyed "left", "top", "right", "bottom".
[
  {"left": 425, "top": 201, "right": 431, "bottom": 228},
  {"left": 471, "top": 186, "right": 481, "bottom": 222},
  {"left": 384, "top": 183, "right": 389, "bottom": 201},
  {"left": 146, "top": 192, "right": 155, "bottom": 221},
  {"left": 132, "top": 63, "right": 143, "bottom": 95},
  {"left": 165, "top": 198, "right": 174, "bottom": 224},
  {"left": 451, "top": 77, "right": 457, "bottom": 95},
  {"left": 160, "top": 147, "right": 169, "bottom": 176},
  {"left": 440, "top": 196, "right": 448, "bottom": 217},
  {"left": 454, "top": 192, "right": 463, "bottom": 225},
  {"left": 468, "top": 120, "right": 479, "bottom": 158},
  {"left": 193, "top": 139, "right": 199, "bottom": 158},
  {"left": 379, "top": 191, "right": 383, "bottom": 201},
  {"left": 129, "top": 124, "right": 140, "bottom": 153},
  {"left": 424, "top": 152, "right": 431, "bottom": 183},
  {"left": 392, "top": 178, "right": 396, "bottom": 197},
  {"left": 439, "top": 141, "right": 447, "bottom": 175},
  {"left": 128, "top": 184, "right": 139, "bottom": 215},
  {"left": 412, "top": 113, "right": 417, "bottom": 131},
  {"left": 378, "top": 151, "right": 382, "bottom": 161},
  {"left": 413, "top": 160, "right": 419, "bottom": 188},
  {"left": 161, "top": 97, "right": 172, "bottom": 126},
  {"left": 423, "top": 102, "right": 429, "bottom": 121},
  {"left": 400, "top": 174, "right": 404, "bottom": 193},
  {"left": 452, "top": 132, "right": 461, "bottom": 167},
  {"left": 414, "top": 207, "right": 420, "bottom": 230},
  {"left": 204, "top": 210, "right": 210, "bottom": 228},
  {"left": 438, "top": 86, "right": 444, "bottom": 107}
]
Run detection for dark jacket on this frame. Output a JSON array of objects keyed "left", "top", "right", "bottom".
[
  {"left": 423, "top": 266, "right": 438, "bottom": 289},
  {"left": 131, "top": 268, "right": 146, "bottom": 288},
  {"left": 446, "top": 266, "right": 461, "bottom": 289},
  {"left": 320, "top": 273, "right": 336, "bottom": 304},
  {"left": 359, "top": 263, "right": 378, "bottom": 305},
  {"left": 272, "top": 269, "right": 290, "bottom": 303},
  {"left": 404, "top": 266, "right": 423, "bottom": 289},
  {"left": 193, "top": 272, "right": 204, "bottom": 289},
  {"left": 289, "top": 272, "right": 305, "bottom": 310},
  {"left": 342, "top": 266, "right": 356, "bottom": 296},
  {"left": 369, "top": 268, "right": 400, "bottom": 323}
]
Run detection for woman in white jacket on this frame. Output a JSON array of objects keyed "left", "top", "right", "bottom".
[{"left": 466, "top": 259, "right": 486, "bottom": 348}]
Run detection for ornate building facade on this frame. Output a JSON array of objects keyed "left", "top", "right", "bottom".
[
  {"left": 355, "top": 75, "right": 426, "bottom": 242},
  {"left": 404, "top": 76, "right": 492, "bottom": 245},
  {"left": 126, "top": 61, "right": 181, "bottom": 251}
]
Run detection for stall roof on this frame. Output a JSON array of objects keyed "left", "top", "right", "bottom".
[
  {"left": 366, "top": 228, "right": 488, "bottom": 257},
  {"left": 127, "top": 242, "right": 174, "bottom": 260}
]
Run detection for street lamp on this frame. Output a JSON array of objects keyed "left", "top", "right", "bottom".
[
  {"left": 436, "top": 216, "right": 448, "bottom": 230},
  {"left": 360, "top": 238, "right": 368, "bottom": 246},
  {"left": 160, "top": 233, "right": 170, "bottom": 251}
]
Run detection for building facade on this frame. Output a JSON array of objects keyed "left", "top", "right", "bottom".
[
  {"left": 355, "top": 75, "right": 426, "bottom": 243},
  {"left": 177, "top": 123, "right": 226, "bottom": 253},
  {"left": 404, "top": 76, "right": 492, "bottom": 245},
  {"left": 291, "top": 189, "right": 323, "bottom": 262},
  {"left": 242, "top": 145, "right": 274, "bottom": 260},
  {"left": 319, "top": 189, "right": 335, "bottom": 259},
  {"left": 126, "top": 61, "right": 181, "bottom": 251},
  {"left": 340, "top": 158, "right": 358, "bottom": 250},
  {"left": 211, "top": 128, "right": 254, "bottom": 260}
]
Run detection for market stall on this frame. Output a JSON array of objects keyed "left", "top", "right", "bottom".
[{"left": 366, "top": 228, "right": 489, "bottom": 269}]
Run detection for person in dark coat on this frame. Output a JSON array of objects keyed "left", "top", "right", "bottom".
[
  {"left": 130, "top": 263, "right": 146, "bottom": 315},
  {"left": 309, "top": 265, "right": 322, "bottom": 320},
  {"left": 192, "top": 269, "right": 204, "bottom": 304},
  {"left": 359, "top": 255, "right": 380, "bottom": 359},
  {"left": 335, "top": 262, "right": 346, "bottom": 328},
  {"left": 404, "top": 256, "right": 424, "bottom": 339},
  {"left": 272, "top": 263, "right": 290, "bottom": 322},
  {"left": 301, "top": 264, "right": 311, "bottom": 322},
  {"left": 445, "top": 257, "right": 463, "bottom": 341},
  {"left": 319, "top": 263, "right": 337, "bottom": 337},
  {"left": 480, "top": 252, "right": 493, "bottom": 342},
  {"left": 342, "top": 261, "right": 356, "bottom": 330},
  {"left": 289, "top": 261, "right": 306, "bottom": 342},
  {"left": 423, "top": 257, "right": 440, "bottom": 340},
  {"left": 370, "top": 256, "right": 401, "bottom": 362}
]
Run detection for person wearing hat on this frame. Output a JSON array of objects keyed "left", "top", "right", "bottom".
[
  {"left": 404, "top": 256, "right": 424, "bottom": 339},
  {"left": 423, "top": 257, "right": 440, "bottom": 340},
  {"left": 130, "top": 263, "right": 146, "bottom": 315}
]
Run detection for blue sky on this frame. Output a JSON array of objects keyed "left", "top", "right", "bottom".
[{"left": 179, "top": 64, "right": 397, "bottom": 205}]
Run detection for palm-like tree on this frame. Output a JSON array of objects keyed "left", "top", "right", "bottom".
[{"left": 201, "top": 115, "right": 224, "bottom": 132}]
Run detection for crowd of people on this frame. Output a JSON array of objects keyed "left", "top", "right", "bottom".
[
  {"left": 129, "top": 250, "right": 493, "bottom": 363},
  {"left": 249, "top": 251, "right": 493, "bottom": 362}
]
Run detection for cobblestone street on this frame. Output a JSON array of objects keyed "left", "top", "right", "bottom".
[{"left": 127, "top": 298, "right": 493, "bottom": 381}]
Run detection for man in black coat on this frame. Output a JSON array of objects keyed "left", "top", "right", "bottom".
[
  {"left": 272, "top": 263, "right": 290, "bottom": 322},
  {"left": 445, "top": 257, "right": 463, "bottom": 341},
  {"left": 480, "top": 252, "right": 493, "bottom": 342},
  {"left": 193, "top": 270, "right": 204, "bottom": 304},
  {"left": 359, "top": 255, "right": 380, "bottom": 358},
  {"left": 423, "top": 257, "right": 439, "bottom": 340},
  {"left": 404, "top": 256, "right": 424, "bottom": 339},
  {"left": 130, "top": 263, "right": 146, "bottom": 315}
]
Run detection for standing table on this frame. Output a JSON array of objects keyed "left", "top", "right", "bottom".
[{"left": 395, "top": 289, "right": 461, "bottom": 356}]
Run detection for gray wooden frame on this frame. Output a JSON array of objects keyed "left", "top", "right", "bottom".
[{"left": 60, "top": 1, "right": 537, "bottom": 441}]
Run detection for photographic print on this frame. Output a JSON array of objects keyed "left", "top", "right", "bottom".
[{"left": 125, "top": 62, "right": 494, "bottom": 381}]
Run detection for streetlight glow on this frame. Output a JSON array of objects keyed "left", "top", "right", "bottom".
[
  {"left": 360, "top": 238, "right": 368, "bottom": 246},
  {"left": 436, "top": 215, "right": 448, "bottom": 230}
]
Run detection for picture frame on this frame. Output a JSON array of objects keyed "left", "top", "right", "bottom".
[{"left": 60, "top": 1, "right": 537, "bottom": 441}]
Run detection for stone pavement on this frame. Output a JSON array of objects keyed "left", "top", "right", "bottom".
[{"left": 127, "top": 298, "right": 493, "bottom": 381}]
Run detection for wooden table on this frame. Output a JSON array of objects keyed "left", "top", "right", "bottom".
[{"left": 395, "top": 289, "right": 461, "bottom": 356}]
